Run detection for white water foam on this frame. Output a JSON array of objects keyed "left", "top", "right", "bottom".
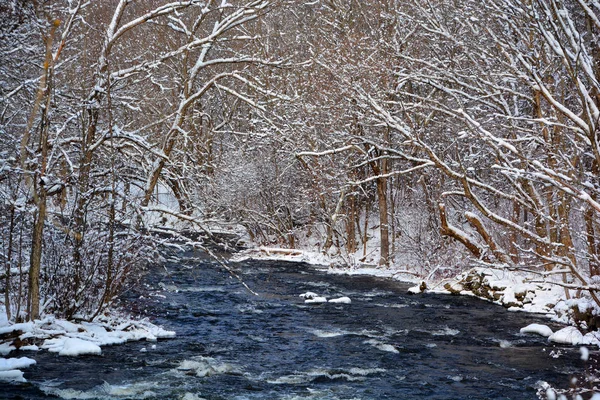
[
  {"left": 236, "top": 304, "right": 264, "bottom": 314},
  {"left": 373, "top": 303, "right": 409, "bottom": 309},
  {"left": 430, "top": 327, "right": 460, "bottom": 336},
  {"left": 306, "top": 328, "right": 383, "bottom": 339},
  {"left": 267, "top": 367, "right": 386, "bottom": 385},
  {"left": 175, "top": 357, "right": 236, "bottom": 378},
  {"left": 43, "top": 381, "right": 159, "bottom": 400},
  {"left": 363, "top": 339, "right": 399, "bottom": 354}
]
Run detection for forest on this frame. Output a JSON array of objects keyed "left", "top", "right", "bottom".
[{"left": 1, "top": 0, "right": 600, "bottom": 328}]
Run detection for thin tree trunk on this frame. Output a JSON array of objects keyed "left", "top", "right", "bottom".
[
  {"left": 362, "top": 200, "right": 370, "bottom": 261},
  {"left": 5, "top": 206, "right": 15, "bottom": 321},
  {"left": 376, "top": 176, "right": 389, "bottom": 267},
  {"left": 28, "top": 190, "right": 47, "bottom": 321},
  {"left": 346, "top": 195, "right": 357, "bottom": 254},
  {"left": 22, "top": 18, "right": 59, "bottom": 321}
]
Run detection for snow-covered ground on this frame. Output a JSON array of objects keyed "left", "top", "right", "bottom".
[{"left": 0, "top": 307, "right": 174, "bottom": 383}]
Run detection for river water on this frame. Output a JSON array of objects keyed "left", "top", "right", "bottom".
[{"left": 3, "top": 253, "right": 588, "bottom": 399}]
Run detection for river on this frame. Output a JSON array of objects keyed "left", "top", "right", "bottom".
[{"left": 2, "top": 252, "right": 586, "bottom": 399}]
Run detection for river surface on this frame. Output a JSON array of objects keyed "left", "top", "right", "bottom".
[{"left": 2, "top": 252, "right": 588, "bottom": 399}]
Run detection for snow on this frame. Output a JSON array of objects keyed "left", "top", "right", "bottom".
[
  {"left": 0, "top": 307, "right": 175, "bottom": 382},
  {"left": 0, "top": 342, "right": 15, "bottom": 356},
  {"left": 0, "top": 357, "right": 37, "bottom": 370},
  {"left": 300, "top": 292, "right": 351, "bottom": 304},
  {"left": 329, "top": 296, "right": 351, "bottom": 304},
  {"left": 233, "top": 247, "right": 332, "bottom": 266},
  {"left": 0, "top": 357, "right": 36, "bottom": 383},
  {"left": 305, "top": 296, "right": 327, "bottom": 304},
  {"left": 47, "top": 338, "right": 102, "bottom": 356},
  {"left": 0, "top": 370, "right": 26, "bottom": 383},
  {"left": 580, "top": 346, "right": 590, "bottom": 361},
  {"left": 408, "top": 283, "right": 426, "bottom": 294},
  {"left": 299, "top": 292, "right": 320, "bottom": 299},
  {"left": 520, "top": 324, "right": 553, "bottom": 338},
  {"left": 548, "top": 327, "right": 583, "bottom": 345}
]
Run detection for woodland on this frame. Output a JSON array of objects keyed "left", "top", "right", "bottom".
[{"left": 1, "top": 0, "right": 600, "bottom": 324}]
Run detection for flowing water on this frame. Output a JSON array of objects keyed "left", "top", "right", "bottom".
[{"left": 2, "top": 252, "right": 589, "bottom": 399}]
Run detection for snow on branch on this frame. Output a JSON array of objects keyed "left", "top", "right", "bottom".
[
  {"left": 295, "top": 145, "right": 358, "bottom": 158},
  {"left": 347, "top": 162, "right": 434, "bottom": 186}
]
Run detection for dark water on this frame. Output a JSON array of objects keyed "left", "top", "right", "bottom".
[{"left": 2, "top": 254, "right": 590, "bottom": 399}]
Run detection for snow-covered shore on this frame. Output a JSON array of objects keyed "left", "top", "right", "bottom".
[{"left": 0, "top": 308, "right": 175, "bottom": 383}]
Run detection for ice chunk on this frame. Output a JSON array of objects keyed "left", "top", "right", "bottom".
[
  {"left": 305, "top": 297, "right": 327, "bottom": 304},
  {"left": 408, "top": 285, "right": 423, "bottom": 294},
  {"left": 548, "top": 327, "right": 583, "bottom": 345},
  {"left": 299, "top": 292, "right": 320, "bottom": 299},
  {"left": 329, "top": 296, "right": 351, "bottom": 304},
  {"left": 520, "top": 323, "right": 553, "bottom": 338}
]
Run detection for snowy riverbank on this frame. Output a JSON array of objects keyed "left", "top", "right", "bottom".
[{"left": 0, "top": 308, "right": 175, "bottom": 383}]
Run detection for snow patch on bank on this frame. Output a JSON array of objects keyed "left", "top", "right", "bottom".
[
  {"left": 0, "top": 307, "right": 175, "bottom": 382},
  {"left": 45, "top": 337, "right": 102, "bottom": 356},
  {"left": 0, "top": 357, "right": 36, "bottom": 383},
  {"left": 233, "top": 247, "right": 332, "bottom": 266}
]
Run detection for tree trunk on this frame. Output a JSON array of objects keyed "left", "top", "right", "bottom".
[
  {"left": 28, "top": 188, "right": 46, "bottom": 321},
  {"left": 362, "top": 200, "right": 370, "bottom": 261},
  {"left": 508, "top": 200, "right": 520, "bottom": 263},
  {"left": 5, "top": 206, "right": 15, "bottom": 321},
  {"left": 376, "top": 175, "right": 389, "bottom": 267},
  {"left": 345, "top": 195, "right": 357, "bottom": 254}
]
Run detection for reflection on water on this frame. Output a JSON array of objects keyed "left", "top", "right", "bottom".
[{"left": 4, "top": 256, "right": 586, "bottom": 399}]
